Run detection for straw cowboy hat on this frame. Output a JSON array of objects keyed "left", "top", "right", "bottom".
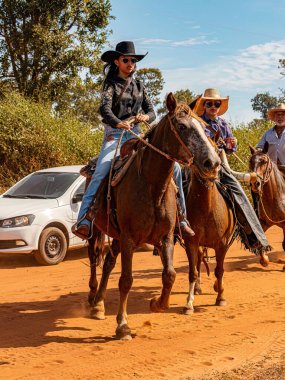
[
  {"left": 189, "top": 94, "right": 202, "bottom": 111},
  {"left": 267, "top": 103, "right": 285, "bottom": 121},
  {"left": 194, "top": 88, "right": 229, "bottom": 116},
  {"left": 101, "top": 41, "right": 148, "bottom": 63}
]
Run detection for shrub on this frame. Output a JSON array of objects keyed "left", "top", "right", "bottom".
[
  {"left": 0, "top": 92, "right": 103, "bottom": 188},
  {"left": 228, "top": 119, "right": 272, "bottom": 172}
]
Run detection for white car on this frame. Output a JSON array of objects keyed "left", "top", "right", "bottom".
[{"left": 0, "top": 166, "right": 87, "bottom": 265}]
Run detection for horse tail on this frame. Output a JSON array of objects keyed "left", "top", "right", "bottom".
[{"left": 88, "top": 227, "right": 106, "bottom": 268}]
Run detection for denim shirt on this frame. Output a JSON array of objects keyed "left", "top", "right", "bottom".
[
  {"left": 256, "top": 126, "right": 285, "bottom": 164},
  {"left": 99, "top": 76, "right": 156, "bottom": 129},
  {"left": 201, "top": 114, "right": 237, "bottom": 153}
]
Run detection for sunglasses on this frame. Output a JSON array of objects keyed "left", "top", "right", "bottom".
[
  {"left": 122, "top": 57, "right": 138, "bottom": 64},
  {"left": 205, "top": 101, "right": 221, "bottom": 108}
]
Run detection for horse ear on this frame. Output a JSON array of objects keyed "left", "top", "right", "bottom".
[
  {"left": 263, "top": 141, "right": 269, "bottom": 154},
  {"left": 249, "top": 144, "right": 257, "bottom": 155},
  {"left": 166, "top": 93, "right": 177, "bottom": 114},
  {"left": 213, "top": 129, "right": 221, "bottom": 143}
]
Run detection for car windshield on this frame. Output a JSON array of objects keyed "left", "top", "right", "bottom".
[{"left": 4, "top": 172, "right": 80, "bottom": 199}]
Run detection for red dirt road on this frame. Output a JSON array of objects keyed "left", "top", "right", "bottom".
[{"left": 0, "top": 226, "right": 285, "bottom": 379}]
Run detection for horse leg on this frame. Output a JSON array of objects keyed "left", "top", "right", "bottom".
[
  {"left": 150, "top": 236, "right": 176, "bottom": 312},
  {"left": 260, "top": 224, "right": 270, "bottom": 267},
  {"left": 183, "top": 239, "right": 199, "bottom": 315},
  {"left": 214, "top": 246, "right": 227, "bottom": 306},
  {"left": 194, "top": 247, "right": 203, "bottom": 295},
  {"left": 87, "top": 236, "right": 99, "bottom": 307},
  {"left": 282, "top": 226, "right": 285, "bottom": 252},
  {"left": 90, "top": 239, "right": 120, "bottom": 320},
  {"left": 115, "top": 237, "right": 134, "bottom": 341}
]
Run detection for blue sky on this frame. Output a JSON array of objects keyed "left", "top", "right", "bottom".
[{"left": 105, "top": 0, "right": 285, "bottom": 124}]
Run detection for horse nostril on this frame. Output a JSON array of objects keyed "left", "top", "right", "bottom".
[
  {"left": 203, "top": 159, "right": 212, "bottom": 169},
  {"left": 214, "top": 160, "right": 220, "bottom": 168}
]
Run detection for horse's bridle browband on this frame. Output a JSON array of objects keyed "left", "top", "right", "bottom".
[
  {"left": 257, "top": 154, "right": 273, "bottom": 186},
  {"left": 167, "top": 114, "right": 194, "bottom": 166}
]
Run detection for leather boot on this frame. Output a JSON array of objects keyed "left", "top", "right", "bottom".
[
  {"left": 71, "top": 223, "right": 90, "bottom": 240},
  {"left": 180, "top": 223, "right": 195, "bottom": 238}
]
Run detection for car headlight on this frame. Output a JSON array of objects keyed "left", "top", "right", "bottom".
[{"left": 0, "top": 214, "right": 35, "bottom": 228}]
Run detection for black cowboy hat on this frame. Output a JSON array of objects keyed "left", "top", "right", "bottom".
[{"left": 101, "top": 41, "right": 148, "bottom": 63}]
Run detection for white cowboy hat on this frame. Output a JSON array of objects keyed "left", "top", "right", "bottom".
[
  {"left": 267, "top": 103, "right": 285, "bottom": 121},
  {"left": 194, "top": 88, "right": 229, "bottom": 116}
]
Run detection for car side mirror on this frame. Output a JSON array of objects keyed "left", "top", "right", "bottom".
[{"left": 72, "top": 193, "right": 84, "bottom": 203}]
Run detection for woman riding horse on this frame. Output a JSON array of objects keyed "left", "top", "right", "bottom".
[
  {"left": 85, "top": 94, "right": 220, "bottom": 340},
  {"left": 72, "top": 41, "right": 194, "bottom": 240}
]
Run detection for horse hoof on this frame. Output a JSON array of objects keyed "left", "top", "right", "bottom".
[
  {"left": 216, "top": 299, "right": 227, "bottom": 306},
  {"left": 183, "top": 307, "right": 194, "bottom": 315},
  {"left": 194, "top": 288, "right": 202, "bottom": 295},
  {"left": 260, "top": 254, "right": 269, "bottom": 267},
  {"left": 115, "top": 324, "right": 132, "bottom": 341},
  {"left": 150, "top": 297, "right": 165, "bottom": 313},
  {"left": 90, "top": 307, "right": 105, "bottom": 320}
]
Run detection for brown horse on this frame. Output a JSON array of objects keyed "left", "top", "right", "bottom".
[
  {"left": 183, "top": 159, "right": 236, "bottom": 314},
  {"left": 86, "top": 93, "right": 221, "bottom": 340},
  {"left": 250, "top": 143, "right": 285, "bottom": 251}
]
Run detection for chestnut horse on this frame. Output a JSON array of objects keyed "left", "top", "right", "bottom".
[
  {"left": 86, "top": 93, "right": 220, "bottom": 340},
  {"left": 250, "top": 143, "right": 285, "bottom": 251},
  {"left": 183, "top": 162, "right": 236, "bottom": 314}
]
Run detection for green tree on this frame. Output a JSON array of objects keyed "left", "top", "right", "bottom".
[
  {"left": 136, "top": 68, "right": 164, "bottom": 106},
  {"left": 280, "top": 58, "right": 285, "bottom": 77},
  {"left": 251, "top": 92, "right": 280, "bottom": 119},
  {"left": 54, "top": 76, "right": 102, "bottom": 125},
  {"left": 157, "top": 89, "right": 196, "bottom": 115},
  {"left": 0, "top": 0, "right": 112, "bottom": 104}
]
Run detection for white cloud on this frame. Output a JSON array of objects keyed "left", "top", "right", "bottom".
[
  {"left": 136, "top": 36, "right": 217, "bottom": 47},
  {"left": 172, "top": 36, "right": 218, "bottom": 46},
  {"left": 160, "top": 39, "right": 285, "bottom": 122},
  {"left": 136, "top": 38, "right": 171, "bottom": 45}
]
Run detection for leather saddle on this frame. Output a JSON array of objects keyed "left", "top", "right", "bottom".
[{"left": 80, "top": 138, "right": 139, "bottom": 185}]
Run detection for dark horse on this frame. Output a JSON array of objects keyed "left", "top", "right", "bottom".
[
  {"left": 250, "top": 143, "right": 285, "bottom": 252},
  {"left": 183, "top": 152, "right": 236, "bottom": 314},
  {"left": 86, "top": 93, "right": 221, "bottom": 340}
]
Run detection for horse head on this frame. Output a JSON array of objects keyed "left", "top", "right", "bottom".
[
  {"left": 249, "top": 143, "right": 272, "bottom": 193},
  {"left": 163, "top": 93, "right": 221, "bottom": 180}
]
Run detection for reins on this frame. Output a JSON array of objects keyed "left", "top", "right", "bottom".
[
  {"left": 105, "top": 112, "right": 196, "bottom": 255},
  {"left": 255, "top": 155, "right": 285, "bottom": 224}
]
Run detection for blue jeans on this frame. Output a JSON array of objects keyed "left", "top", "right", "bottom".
[
  {"left": 173, "top": 162, "right": 188, "bottom": 227},
  {"left": 77, "top": 128, "right": 188, "bottom": 228},
  {"left": 77, "top": 127, "right": 140, "bottom": 227}
]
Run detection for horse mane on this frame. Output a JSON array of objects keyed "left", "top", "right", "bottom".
[
  {"left": 136, "top": 102, "right": 207, "bottom": 155},
  {"left": 271, "top": 160, "right": 285, "bottom": 193},
  {"left": 250, "top": 151, "right": 285, "bottom": 194}
]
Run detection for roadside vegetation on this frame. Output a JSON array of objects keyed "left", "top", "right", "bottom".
[
  {"left": 0, "top": 91, "right": 103, "bottom": 190},
  {"left": 0, "top": 0, "right": 284, "bottom": 192}
]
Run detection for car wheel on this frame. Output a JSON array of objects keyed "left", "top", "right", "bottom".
[{"left": 34, "top": 227, "right": 67, "bottom": 265}]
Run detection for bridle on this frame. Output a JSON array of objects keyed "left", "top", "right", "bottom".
[
  {"left": 253, "top": 153, "right": 273, "bottom": 191},
  {"left": 251, "top": 152, "right": 285, "bottom": 224}
]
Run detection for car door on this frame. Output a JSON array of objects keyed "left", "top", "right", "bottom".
[{"left": 69, "top": 179, "right": 86, "bottom": 246}]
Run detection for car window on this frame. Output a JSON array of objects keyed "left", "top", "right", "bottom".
[
  {"left": 5, "top": 172, "right": 80, "bottom": 199},
  {"left": 74, "top": 181, "right": 86, "bottom": 196}
]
